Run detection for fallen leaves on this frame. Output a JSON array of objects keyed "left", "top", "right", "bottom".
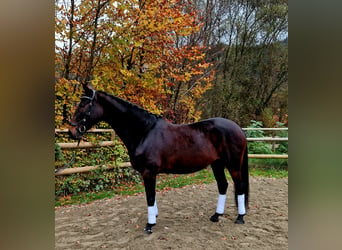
[
  {"left": 222, "top": 236, "right": 238, "bottom": 240},
  {"left": 158, "top": 236, "right": 168, "bottom": 241}
]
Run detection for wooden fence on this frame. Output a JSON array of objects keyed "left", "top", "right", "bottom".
[{"left": 55, "top": 127, "right": 287, "bottom": 175}]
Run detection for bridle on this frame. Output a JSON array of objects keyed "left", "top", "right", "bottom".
[
  {"left": 69, "top": 88, "right": 96, "bottom": 136},
  {"left": 55, "top": 88, "right": 96, "bottom": 175}
]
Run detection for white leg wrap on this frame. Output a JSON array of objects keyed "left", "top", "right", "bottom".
[
  {"left": 216, "top": 194, "right": 226, "bottom": 214},
  {"left": 237, "top": 194, "right": 246, "bottom": 215},
  {"left": 154, "top": 200, "right": 158, "bottom": 216},
  {"left": 148, "top": 206, "right": 156, "bottom": 224}
]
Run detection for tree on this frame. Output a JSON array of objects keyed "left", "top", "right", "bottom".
[
  {"left": 55, "top": 0, "right": 213, "bottom": 127},
  {"left": 193, "top": 0, "right": 288, "bottom": 126}
]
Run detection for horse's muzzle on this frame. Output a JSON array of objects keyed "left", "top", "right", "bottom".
[{"left": 68, "top": 126, "right": 82, "bottom": 140}]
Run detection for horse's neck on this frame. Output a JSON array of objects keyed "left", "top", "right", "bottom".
[{"left": 99, "top": 93, "right": 158, "bottom": 153}]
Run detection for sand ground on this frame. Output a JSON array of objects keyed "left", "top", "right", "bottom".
[{"left": 55, "top": 177, "right": 288, "bottom": 249}]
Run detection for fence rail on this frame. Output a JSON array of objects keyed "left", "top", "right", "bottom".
[
  {"left": 55, "top": 162, "right": 131, "bottom": 176},
  {"left": 55, "top": 128, "right": 114, "bottom": 133},
  {"left": 55, "top": 127, "right": 288, "bottom": 175},
  {"left": 243, "top": 128, "right": 288, "bottom": 131},
  {"left": 58, "top": 141, "right": 115, "bottom": 149}
]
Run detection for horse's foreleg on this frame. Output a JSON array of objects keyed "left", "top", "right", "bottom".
[
  {"left": 142, "top": 169, "right": 157, "bottom": 234},
  {"left": 210, "top": 160, "right": 228, "bottom": 222}
]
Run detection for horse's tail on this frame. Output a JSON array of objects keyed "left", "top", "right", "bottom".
[{"left": 234, "top": 143, "right": 249, "bottom": 210}]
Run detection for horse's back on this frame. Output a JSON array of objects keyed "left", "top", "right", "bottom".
[
  {"left": 191, "top": 117, "right": 245, "bottom": 139},
  {"left": 192, "top": 118, "right": 247, "bottom": 158}
]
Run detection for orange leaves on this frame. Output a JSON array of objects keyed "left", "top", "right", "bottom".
[
  {"left": 55, "top": 78, "right": 84, "bottom": 129},
  {"left": 55, "top": 0, "right": 214, "bottom": 125}
]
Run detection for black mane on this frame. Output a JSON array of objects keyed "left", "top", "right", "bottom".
[{"left": 97, "top": 90, "right": 162, "bottom": 121}]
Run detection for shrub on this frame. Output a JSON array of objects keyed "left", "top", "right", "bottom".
[
  {"left": 55, "top": 143, "right": 64, "bottom": 161},
  {"left": 55, "top": 166, "right": 142, "bottom": 198},
  {"left": 55, "top": 128, "right": 135, "bottom": 198},
  {"left": 245, "top": 120, "right": 273, "bottom": 154}
]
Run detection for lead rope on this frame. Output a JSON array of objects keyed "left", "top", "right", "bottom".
[{"left": 55, "top": 139, "right": 81, "bottom": 175}]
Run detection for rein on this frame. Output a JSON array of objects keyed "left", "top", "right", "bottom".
[{"left": 55, "top": 139, "right": 81, "bottom": 174}]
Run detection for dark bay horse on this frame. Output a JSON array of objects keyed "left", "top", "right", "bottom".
[{"left": 69, "top": 84, "right": 249, "bottom": 234}]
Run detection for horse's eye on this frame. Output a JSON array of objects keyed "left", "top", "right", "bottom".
[{"left": 79, "top": 101, "right": 88, "bottom": 108}]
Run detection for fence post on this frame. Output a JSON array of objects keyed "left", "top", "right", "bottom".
[{"left": 111, "top": 130, "right": 115, "bottom": 141}]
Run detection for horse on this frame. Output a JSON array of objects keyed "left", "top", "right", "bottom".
[{"left": 68, "top": 83, "right": 249, "bottom": 234}]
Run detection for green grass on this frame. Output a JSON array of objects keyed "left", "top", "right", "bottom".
[
  {"left": 249, "top": 166, "right": 288, "bottom": 178},
  {"left": 55, "top": 164, "right": 287, "bottom": 207},
  {"left": 249, "top": 158, "right": 288, "bottom": 167}
]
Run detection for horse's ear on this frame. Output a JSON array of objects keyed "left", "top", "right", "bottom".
[{"left": 82, "top": 82, "right": 94, "bottom": 96}]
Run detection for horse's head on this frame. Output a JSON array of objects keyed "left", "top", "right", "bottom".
[{"left": 68, "top": 84, "right": 103, "bottom": 140}]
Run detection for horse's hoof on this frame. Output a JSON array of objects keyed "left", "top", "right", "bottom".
[
  {"left": 235, "top": 214, "right": 245, "bottom": 224},
  {"left": 210, "top": 213, "right": 223, "bottom": 222},
  {"left": 144, "top": 223, "right": 155, "bottom": 234}
]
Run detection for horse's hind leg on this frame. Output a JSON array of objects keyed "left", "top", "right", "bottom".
[
  {"left": 210, "top": 159, "right": 228, "bottom": 222},
  {"left": 227, "top": 147, "right": 249, "bottom": 224}
]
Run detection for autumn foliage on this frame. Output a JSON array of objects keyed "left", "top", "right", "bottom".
[{"left": 55, "top": 0, "right": 213, "bottom": 128}]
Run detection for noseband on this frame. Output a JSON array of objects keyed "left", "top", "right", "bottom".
[{"left": 69, "top": 89, "right": 96, "bottom": 135}]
